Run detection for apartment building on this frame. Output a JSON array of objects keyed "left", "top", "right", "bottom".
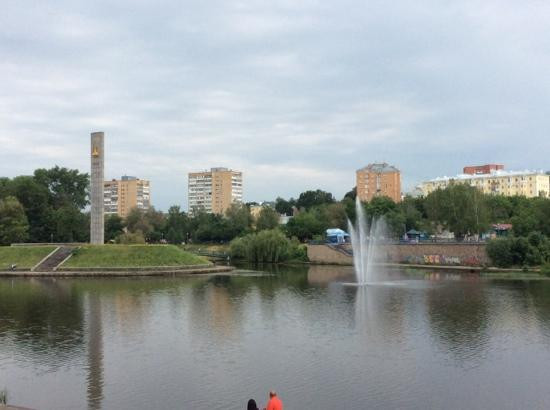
[
  {"left": 188, "top": 167, "right": 243, "bottom": 215},
  {"left": 356, "top": 163, "right": 402, "bottom": 203},
  {"left": 104, "top": 176, "right": 151, "bottom": 218},
  {"left": 420, "top": 170, "right": 549, "bottom": 198}
]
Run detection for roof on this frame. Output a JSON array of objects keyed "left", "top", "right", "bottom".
[
  {"left": 326, "top": 228, "right": 349, "bottom": 236},
  {"left": 492, "top": 224, "right": 512, "bottom": 230},
  {"left": 426, "top": 169, "right": 547, "bottom": 183},
  {"left": 357, "top": 162, "right": 400, "bottom": 174}
]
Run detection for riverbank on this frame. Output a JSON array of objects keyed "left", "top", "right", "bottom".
[
  {"left": 62, "top": 245, "right": 208, "bottom": 268},
  {"left": 0, "top": 246, "right": 57, "bottom": 271},
  {"left": 0, "top": 265, "right": 234, "bottom": 277},
  {"left": 0, "top": 244, "right": 231, "bottom": 276}
]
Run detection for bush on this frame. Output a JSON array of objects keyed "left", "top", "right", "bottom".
[
  {"left": 540, "top": 263, "right": 550, "bottom": 277},
  {"left": 116, "top": 231, "right": 146, "bottom": 244},
  {"left": 230, "top": 229, "right": 293, "bottom": 263},
  {"left": 289, "top": 237, "right": 308, "bottom": 262},
  {"left": 487, "top": 239, "right": 513, "bottom": 268}
]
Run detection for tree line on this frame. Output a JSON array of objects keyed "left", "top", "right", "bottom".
[{"left": 2, "top": 167, "right": 550, "bottom": 266}]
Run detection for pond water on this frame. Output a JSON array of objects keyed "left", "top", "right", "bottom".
[{"left": 1, "top": 265, "right": 550, "bottom": 410}]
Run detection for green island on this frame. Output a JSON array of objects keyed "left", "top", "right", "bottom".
[
  {"left": 0, "top": 246, "right": 56, "bottom": 269},
  {"left": 63, "top": 245, "right": 208, "bottom": 268}
]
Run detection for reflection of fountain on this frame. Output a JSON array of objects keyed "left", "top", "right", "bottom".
[{"left": 347, "top": 197, "right": 388, "bottom": 285}]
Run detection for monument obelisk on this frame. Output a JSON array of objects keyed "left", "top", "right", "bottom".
[{"left": 90, "top": 132, "right": 105, "bottom": 244}]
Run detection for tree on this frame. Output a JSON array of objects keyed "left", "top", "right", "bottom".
[
  {"left": 54, "top": 206, "right": 89, "bottom": 242},
  {"left": 0, "top": 177, "right": 11, "bottom": 199},
  {"left": 225, "top": 203, "right": 252, "bottom": 238},
  {"left": 165, "top": 206, "right": 189, "bottom": 244},
  {"left": 256, "top": 207, "right": 280, "bottom": 231},
  {"left": 486, "top": 195, "right": 513, "bottom": 222},
  {"left": 0, "top": 196, "right": 29, "bottom": 245},
  {"left": 191, "top": 211, "right": 232, "bottom": 242},
  {"left": 9, "top": 176, "right": 54, "bottom": 242},
  {"left": 323, "top": 203, "right": 348, "bottom": 230},
  {"left": 275, "top": 197, "right": 295, "bottom": 216},
  {"left": 343, "top": 187, "right": 357, "bottom": 201},
  {"left": 4, "top": 167, "right": 90, "bottom": 243},
  {"left": 424, "top": 184, "right": 489, "bottom": 239},
  {"left": 295, "top": 190, "right": 335, "bottom": 210},
  {"left": 285, "top": 211, "right": 327, "bottom": 241},
  {"left": 126, "top": 208, "right": 152, "bottom": 235},
  {"left": 105, "top": 215, "right": 125, "bottom": 242},
  {"left": 399, "top": 196, "right": 424, "bottom": 231},
  {"left": 125, "top": 207, "right": 166, "bottom": 242},
  {"left": 34, "top": 166, "right": 89, "bottom": 209},
  {"left": 365, "top": 196, "right": 397, "bottom": 217},
  {"left": 230, "top": 229, "right": 293, "bottom": 263}
]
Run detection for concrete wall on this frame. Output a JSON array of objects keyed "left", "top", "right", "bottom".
[
  {"left": 90, "top": 132, "right": 105, "bottom": 244},
  {"left": 307, "top": 245, "right": 353, "bottom": 265},
  {"left": 307, "top": 243, "right": 490, "bottom": 267}
]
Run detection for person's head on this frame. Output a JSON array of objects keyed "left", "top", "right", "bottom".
[
  {"left": 247, "top": 399, "right": 258, "bottom": 410},
  {"left": 269, "top": 391, "right": 277, "bottom": 399}
]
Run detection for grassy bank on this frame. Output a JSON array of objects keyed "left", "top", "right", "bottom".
[
  {"left": 0, "top": 246, "right": 56, "bottom": 269},
  {"left": 182, "top": 243, "right": 230, "bottom": 254},
  {"left": 64, "top": 245, "right": 209, "bottom": 268}
]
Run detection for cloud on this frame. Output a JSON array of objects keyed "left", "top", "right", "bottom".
[{"left": 1, "top": 0, "right": 549, "bottom": 210}]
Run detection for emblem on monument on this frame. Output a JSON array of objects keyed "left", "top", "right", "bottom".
[{"left": 92, "top": 146, "right": 100, "bottom": 157}]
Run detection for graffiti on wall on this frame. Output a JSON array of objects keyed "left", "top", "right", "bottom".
[{"left": 405, "top": 255, "right": 481, "bottom": 266}]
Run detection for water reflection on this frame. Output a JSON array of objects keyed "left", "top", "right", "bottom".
[
  {"left": 0, "top": 278, "right": 85, "bottom": 366},
  {"left": 425, "top": 282, "right": 491, "bottom": 366},
  {"left": 1, "top": 269, "right": 550, "bottom": 409},
  {"left": 86, "top": 293, "right": 103, "bottom": 410}
]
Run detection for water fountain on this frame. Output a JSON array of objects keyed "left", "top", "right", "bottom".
[{"left": 347, "top": 197, "right": 388, "bottom": 285}]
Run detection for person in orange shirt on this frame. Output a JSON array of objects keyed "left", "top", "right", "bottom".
[{"left": 264, "top": 391, "right": 283, "bottom": 410}]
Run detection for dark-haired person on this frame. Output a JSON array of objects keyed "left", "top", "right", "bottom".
[{"left": 247, "top": 399, "right": 259, "bottom": 410}]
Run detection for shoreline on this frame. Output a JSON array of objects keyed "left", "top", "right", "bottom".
[{"left": 0, "top": 265, "right": 234, "bottom": 277}]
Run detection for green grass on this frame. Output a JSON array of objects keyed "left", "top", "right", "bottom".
[
  {"left": 64, "top": 245, "right": 209, "bottom": 268},
  {"left": 0, "top": 246, "right": 56, "bottom": 269},
  {"left": 182, "top": 243, "right": 230, "bottom": 253}
]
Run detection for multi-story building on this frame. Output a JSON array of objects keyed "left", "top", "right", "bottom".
[
  {"left": 356, "top": 163, "right": 401, "bottom": 203},
  {"left": 104, "top": 176, "right": 151, "bottom": 218},
  {"left": 188, "top": 168, "right": 243, "bottom": 215},
  {"left": 420, "top": 170, "right": 549, "bottom": 198},
  {"left": 463, "top": 164, "right": 504, "bottom": 175}
]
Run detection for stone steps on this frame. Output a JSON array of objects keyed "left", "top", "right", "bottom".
[{"left": 33, "top": 247, "right": 75, "bottom": 272}]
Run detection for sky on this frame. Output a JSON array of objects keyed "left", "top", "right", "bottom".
[{"left": 1, "top": 0, "right": 550, "bottom": 211}]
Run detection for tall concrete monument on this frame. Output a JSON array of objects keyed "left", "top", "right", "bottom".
[{"left": 90, "top": 132, "right": 105, "bottom": 244}]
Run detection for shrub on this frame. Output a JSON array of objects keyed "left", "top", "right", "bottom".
[
  {"left": 230, "top": 229, "right": 293, "bottom": 263},
  {"left": 487, "top": 239, "right": 513, "bottom": 268},
  {"left": 116, "top": 231, "right": 146, "bottom": 244},
  {"left": 510, "top": 237, "right": 530, "bottom": 266},
  {"left": 289, "top": 237, "right": 308, "bottom": 261},
  {"left": 540, "top": 263, "right": 550, "bottom": 277}
]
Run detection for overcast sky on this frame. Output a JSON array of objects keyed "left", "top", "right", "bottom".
[{"left": 2, "top": 0, "right": 549, "bottom": 211}]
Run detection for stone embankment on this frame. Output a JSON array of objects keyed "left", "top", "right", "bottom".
[
  {"left": 307, "top": 242, "right": 490, "bottom": 267},
  {"left": 0, "top": 264, "right": 234, "bottom": 277}
]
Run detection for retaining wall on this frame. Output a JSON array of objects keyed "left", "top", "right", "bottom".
[{"left": 307, "top": 243, "right": 490, "bottom": 267}]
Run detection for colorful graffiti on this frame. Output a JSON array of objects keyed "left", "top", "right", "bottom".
[{"left": 405, "top": 255, "right": 481, "bottom": 266}]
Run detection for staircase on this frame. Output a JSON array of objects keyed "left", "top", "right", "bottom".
[
  {"left": 33, "top": 247, "right": 75, "bottom": 272},
  {"left": 327, "top": 243, "right": 354, "bottom": 256}
]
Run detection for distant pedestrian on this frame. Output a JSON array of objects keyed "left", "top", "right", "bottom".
[
  {"left": 247, "top": 399, "right": 259, "bottom": 410},
  {"left": 264, "top": 391, "right": 283, "bottom": 410}
]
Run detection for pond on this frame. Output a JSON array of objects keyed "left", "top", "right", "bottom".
[{"left": 1, "top": 265, "right": 550, "bottom": 409}]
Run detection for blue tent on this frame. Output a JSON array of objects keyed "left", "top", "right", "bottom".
[{"left": 326, "top": 228, "right": 350, "bottom": 244}]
